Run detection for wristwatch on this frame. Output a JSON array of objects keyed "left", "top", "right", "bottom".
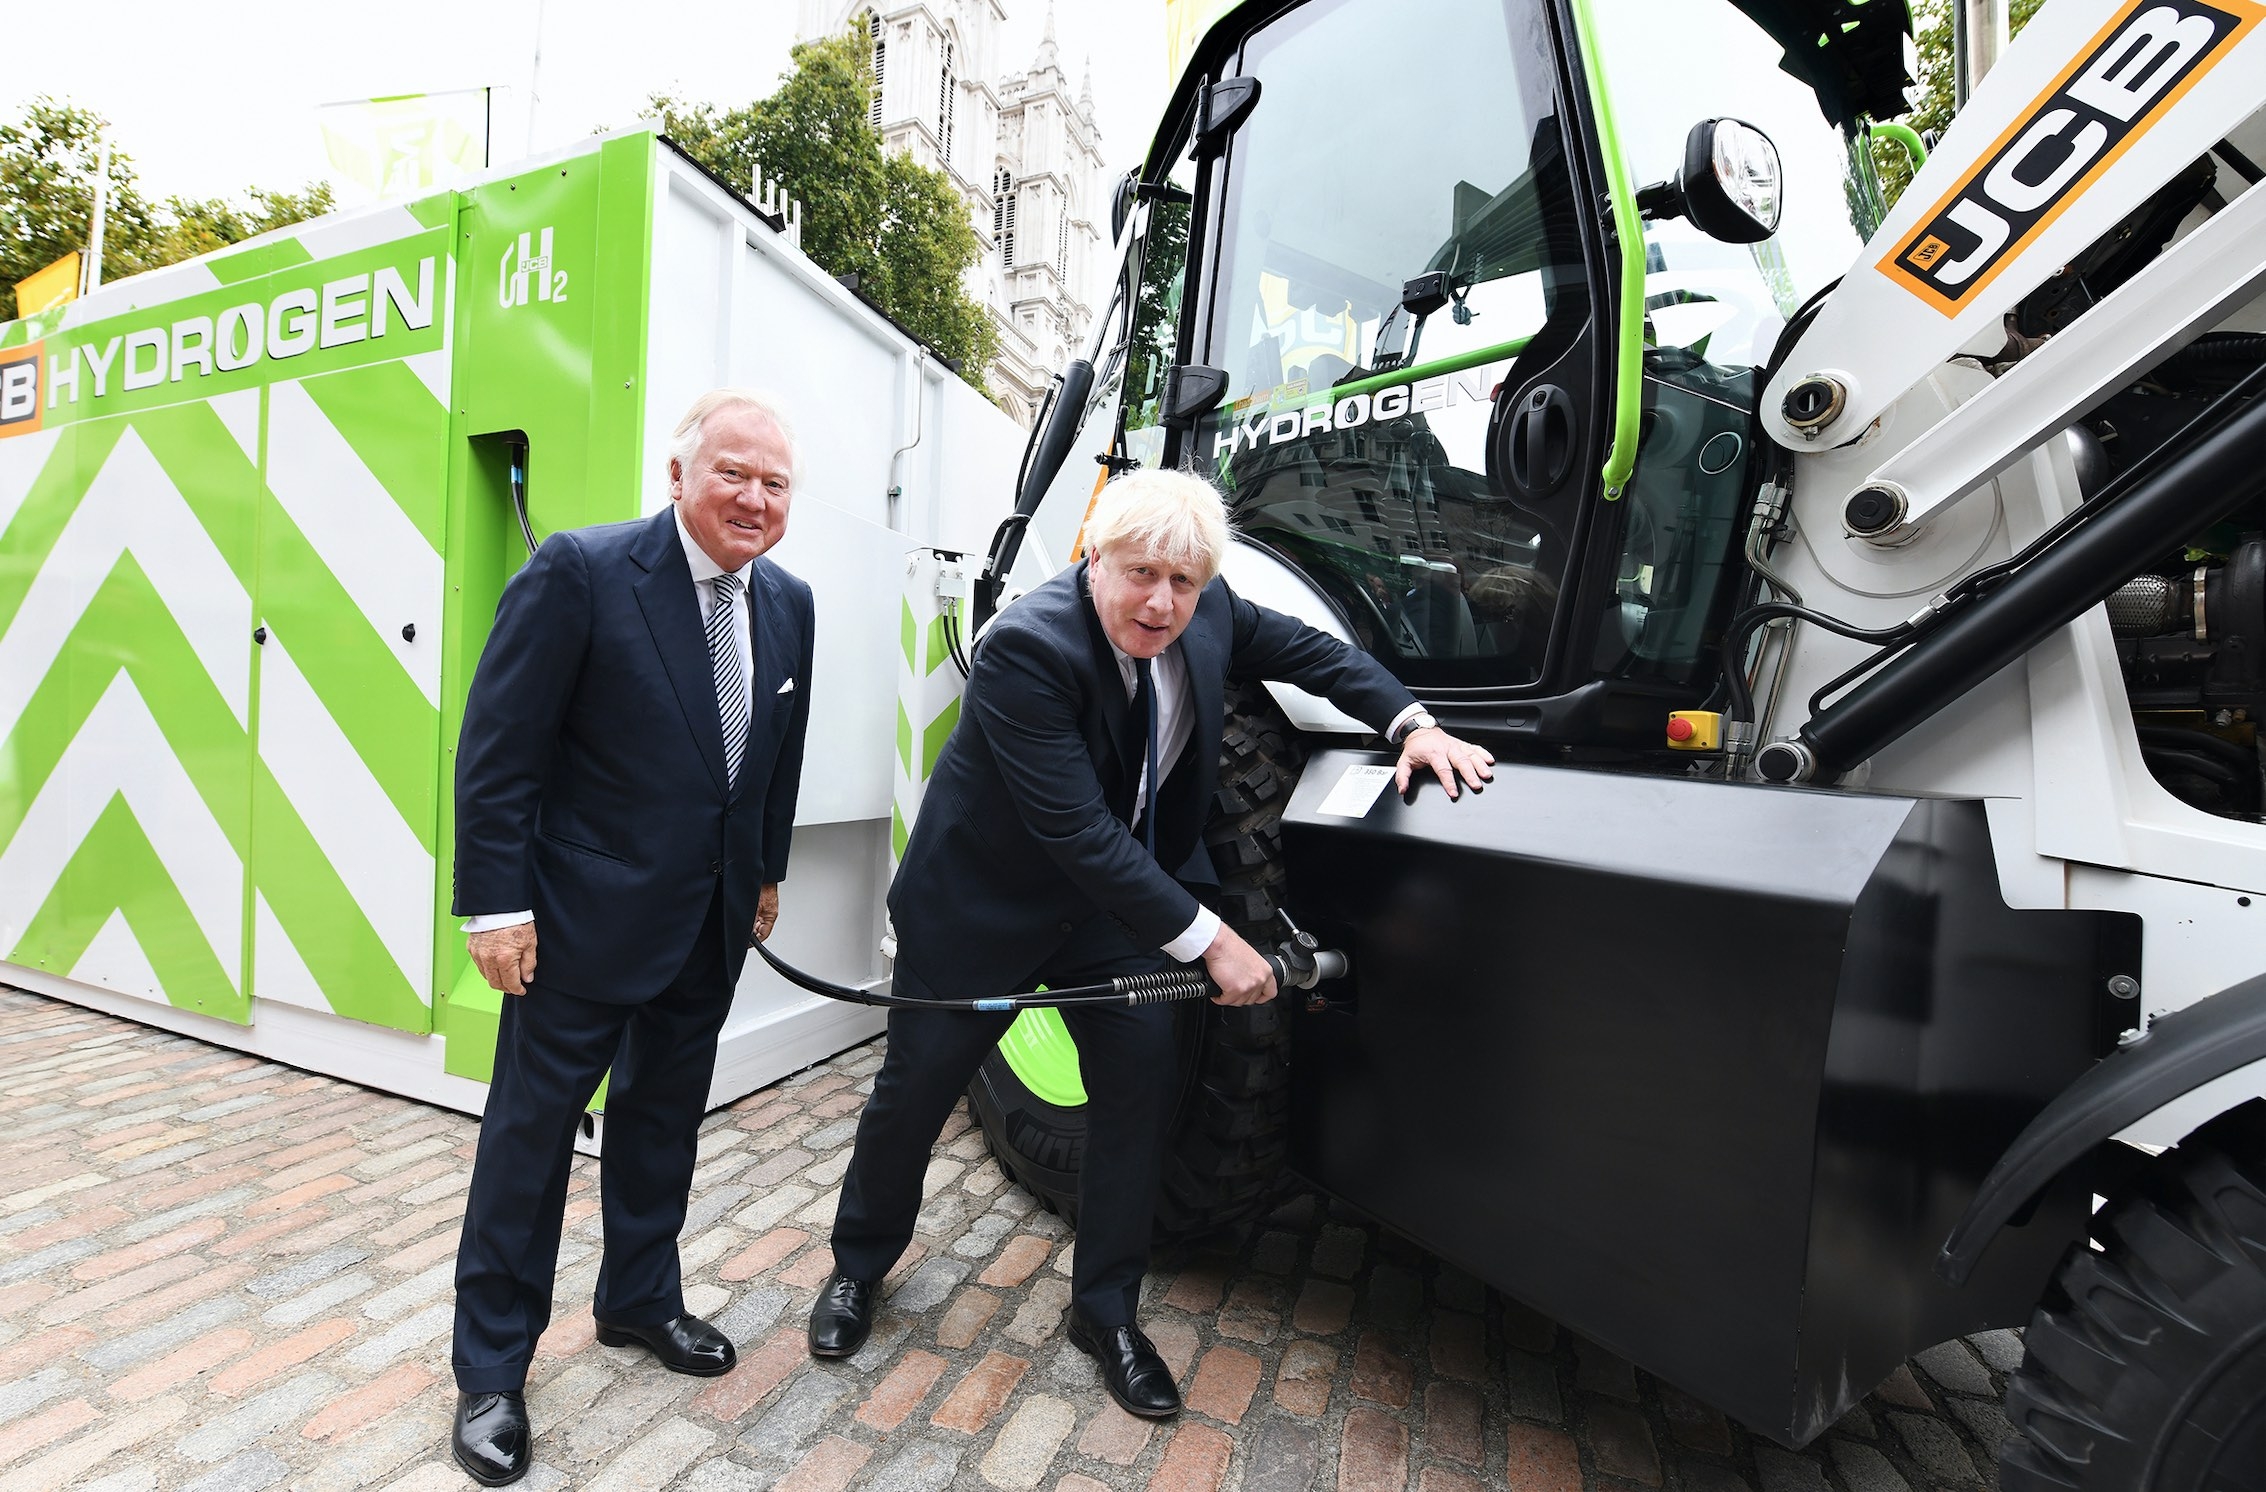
[{"left": 1392, "top": 709, "right": 1438, "bottom": 744}]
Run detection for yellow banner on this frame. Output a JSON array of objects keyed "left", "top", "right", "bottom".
[{"left": 14, "top": 252, "right": 80, "bottom": 316}]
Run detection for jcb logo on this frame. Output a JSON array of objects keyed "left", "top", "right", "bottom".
[
  {"left": 1882, "top": 0, "right": 2261, "bottom": 315},
  {"left": 0, "top": 345, "right": 40, "bottom": 438}
]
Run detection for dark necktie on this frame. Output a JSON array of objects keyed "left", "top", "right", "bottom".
[
  {"left": 707, "top": 572, "right": 746, "bottom": 789},
  {"left": 1131, "top": 655, "right": 1159, "bottom": 856}
]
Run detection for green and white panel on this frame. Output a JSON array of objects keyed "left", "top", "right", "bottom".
[{"left": 0, "top": 204, "right": 453, "bottom": 1035}]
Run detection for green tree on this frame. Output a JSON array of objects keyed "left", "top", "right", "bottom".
[
  {"left": 647, "top": 19, "right": 998, "bottom": 391},
  {"left": 0, "top": 99, "right": 161, "bottom": 320},
  {"left": 2, "top": 97, "right": 335, "bottom": 323},
  {"left": 1873, "top": 0, "right": 2051, "bottom": 205}
]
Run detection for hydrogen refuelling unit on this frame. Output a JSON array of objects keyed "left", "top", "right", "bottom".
[{"left": 0, "top": 131, "right": 1022, "bottom": 1112}]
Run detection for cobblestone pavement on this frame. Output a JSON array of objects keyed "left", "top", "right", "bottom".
[{"left": 0, "top": 987, "right": 2028, "bottom": 1491}]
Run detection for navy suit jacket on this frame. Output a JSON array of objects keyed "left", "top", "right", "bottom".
[
  {"left": 889, "top": 560, "right": 1413, "bottom": 1001},
  {"left": 452, "top": 506, "right": 815, "bottom": 1002}
]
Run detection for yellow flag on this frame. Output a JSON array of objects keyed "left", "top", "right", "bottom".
[{"left": 14, "top": 252, "right": 80, "bottom": 316}]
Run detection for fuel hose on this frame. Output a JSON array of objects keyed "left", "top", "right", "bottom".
[{"left": 750, "top": 934, "right": 1347, "bottom": 1013}]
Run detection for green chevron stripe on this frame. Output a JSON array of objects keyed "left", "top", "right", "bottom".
[
  {"left": 131, "top": 403, "right": 262, "bottom": 588},
  {"left": 921, "top": 697, "right": 960, "bottom": 777},
  {"left": 248, "top": 496, "right": 438, "bottom": 851},
  {"left": 10, "top": 797, "right": 246, "bottom": 1023},
  {"left": 302, "top": 362, "right": 447, "bottom": 551},
  {"left": 925, "top": 615, "right": 953, "bottom": 676},
  {"left": 251, "top": 770, "right": 428, "bottom": 1031},
  {"left": 130, "top": 410, "right": 436, "bottom": 848},
  {"left": 0, "top": 421, "right": 129, "bottom": 638},
  {"left": 891, "top": 803, "right": 908, "bottom": 860},
  {"left": 0, "top": 559, "right": 250, "bottom": 854},
  {"left": 896, "top": 701, "right": 913, "bottom": 777},
  {"left": 901, "top": 600, "right": 917, "bottom": 673}
]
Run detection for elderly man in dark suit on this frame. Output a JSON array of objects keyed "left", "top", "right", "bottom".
[
  {"left": 446, "top": 390, "right": 815, "bottom": 1485},
  {"left": 811, "top": 468, "right": 1491, "bottom": 1418}
]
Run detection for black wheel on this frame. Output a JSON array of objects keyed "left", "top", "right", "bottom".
[
  {"left": 968, "top": 682, "right": 1305, "bottom": 1243},
  {"left": 2002, "top": 1103, "right": 2266, "bottom": 1491}
]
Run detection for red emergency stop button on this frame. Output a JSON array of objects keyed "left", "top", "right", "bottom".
[{"left": 1666, "top": 717, "right": 1696, "bottom": 742}]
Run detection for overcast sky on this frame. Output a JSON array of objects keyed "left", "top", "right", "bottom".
[{"left": 4, "top": 0, "right": 1170, "bottom": 209}]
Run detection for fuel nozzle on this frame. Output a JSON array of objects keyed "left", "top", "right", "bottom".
[{"left": 1270, "top": 909, "right": 1350, "bottom": 1011}]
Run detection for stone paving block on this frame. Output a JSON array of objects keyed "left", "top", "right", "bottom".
[
  {"left": 1366, "top": 1263, "right": 1424, "bottom": 1329},
  {"left": 1004, "top": 1276, "right": 1072, "bottom": 1347},
  {"left": 933, "top": 1350, "right": 1031, "bottom": 1432},
  {"left": 1154, "top": 1422, "right": 1235, "bottom": 1492},
  {"left": 981, "top": 1234, "right": 1054, "bottom": 1288},
  {"left": 775, "top": 1433, "right": 872, "bottom": 1492},
  {"left": 175, "top": 1369, "right": 339, "bottom": 1462},
  {"left": 1293, "top": 1279, "right": 1355, "bottom": 1335},
  {"left": 1827, "top": 1438, "right": 1913, "bottom": 1492},
  {"left": 1505, "top": 1423, "right": 1582, "bottom": 1492},
  {"left": 893, "top": 1255, "right": 971, "bottom": 1313},
  {"left": 0, "top": 1395, "right": 99, "bottom": 1465},
  {"left": 1428, "top": 1310, "right": 1486, "bottom": 1382},
  {"left": 1187, "top": 1344, "right": 1263, "bottom": 1424},
  {"left": 741, "top": 1372, "right": 850, "bottom": 1465},
  {"left": 1310, "top": 1224, "right": 1366, "bottom": 1280},
  {"left": 1336, "top": 1405, "right": 1409, "bottom": 1492},
  {"left": 584, "top": 1415, "right": 718, "bottom": 1492},
  {"left": 113, "top": 1325, "right": 258, "bottom": 1402},
  {"left": 1888, "top": 1409, "right": 1979, "bottom": 1482},
  {"left": 1968, "top": 1328, "right": 2026, "bottom": 1374},
  {"left": 716, "top": 1286, "right": 792, "bottom": 1344},
  {"left": 982, "top": 1393, "right": 1077, "bottom": 1489},
  {"left": 1077, "top": 1403, "right": 1156, "bottom": 1465},
  {"left": 938, "top": 1286, "right": 1004, "bottom": 1348},
  {"left": 1245, "top": 1418, "right": 1321, "bottom": 1492},
  {"left": 1424, "top": 1381, "right": 1485, "bottom": 1467},
  {"left": 1218, "top": 1278, "right": 1283, "bottom": 1344},
  {"left": 870, "top": 1441, "right": 962, "bottom": 1492},
  {"left": 859, "top": 1348, "right": 950, "bottom": 1430},
  {"left": 178, "top": 1448, "right": 290, "bottom": 1492},
  {"left": 1913, "top": 1339, "right": 1994, "bottom": 1396},
  {"left": 1678, "top": 1465, "right": 1756, "bottom": 1492},
  {"left": 1351, "top": 1330, "right": 1413, "bottom": 1408},
  {"left": 1659, "top": 1382, "right": 1732, "bottom": 1454},
  {"left": 1582, "top": 1399, "right": 1662, "bottom": 1486},
  {"left": 1872, "top": 1363, "right": 1933, "bottom": 1410},
  {"left": 1275, "top": 1340, "right": 1338, "bottom": 1417},
  {"left": 1948, "top": 1389, "right": 2017, "bottom": 1459},
  {"left": 1753, "top": 1447, "right": 1828, "bottom": 1492}
]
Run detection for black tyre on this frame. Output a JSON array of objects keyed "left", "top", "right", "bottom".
[
  {"left": 2001, "top": 1103, "right": 2266, "bottom": 1491},
  {"left": 968, "top": 682, "right": 1305, "bottom": 1243}
]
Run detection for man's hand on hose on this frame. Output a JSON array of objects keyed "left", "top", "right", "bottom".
[
  {"left": 469, "top": 923, "right": 540, "bottom": 996},
  {"left": 752, "top": 883, "right": 780, "bottom": 945},
  {"left": 1202, "top": 922, "right": 1278, "bottom": 1007}
]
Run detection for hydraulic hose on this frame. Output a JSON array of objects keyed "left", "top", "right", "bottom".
[{"left": 751, "top": 934, "right": 1348, "bottom": 1013}]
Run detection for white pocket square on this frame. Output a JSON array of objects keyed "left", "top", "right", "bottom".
[{"left": 776, "top": 678, "right": 796, "bottom": 694}]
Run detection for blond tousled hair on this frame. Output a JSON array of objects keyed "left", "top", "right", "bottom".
[{"left": 1083, "top": 468, "right": 1232, "bottom": 584}]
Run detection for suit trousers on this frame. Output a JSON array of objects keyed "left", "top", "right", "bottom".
[
  {"left": 452, "top": 889, "right": 734, "bottom": 1393},
  {"left": 831, "top": 914, "right": 1178, "bottom": 1326}
]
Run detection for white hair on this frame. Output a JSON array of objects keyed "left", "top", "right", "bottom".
[
  {"left": 668, "top": 389, "right": 801, "bottom": 485},
  {"left": 1083, "top": 468, "right": 1232, "bottom": 584}
]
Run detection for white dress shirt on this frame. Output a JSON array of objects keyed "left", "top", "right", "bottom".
[{"left": 464, "top": 508, "right": 755, "bottom": 934}]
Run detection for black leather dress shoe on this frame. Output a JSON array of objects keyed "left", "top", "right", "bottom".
[
  {"left": 593, "top": 1313, "right": 737, "bottom": 1376},
  {"left": 808, "top": 1273, "right": 876, "bottom": 1358},
  {"left": 1068, "top": 1311, "right": 1182, "bottom": 1418},
  {"left": 452, "top": 1390, "right": 531, "bottom": 1486}
]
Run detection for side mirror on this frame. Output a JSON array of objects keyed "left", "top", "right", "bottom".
[
  {"left": 1636, "top": 118, "right": 1782, "bottom": 245},
  {"left": 1111, "top": 168, "right": 1139, "bottom": 245}
]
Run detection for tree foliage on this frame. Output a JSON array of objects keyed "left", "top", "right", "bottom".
[
  {"left": 647, "top": 19, "right": 998, "bottom": 392},
  {"left": 1, "top": 98, "right": 334, "bottom": 323},
  {"left": 1872, "top": 0, "right": 2051, "bottom": 205}
]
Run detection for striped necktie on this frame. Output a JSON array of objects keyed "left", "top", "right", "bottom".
[{"left": 707, "top": 572, "right": 747, "bottom": 789}]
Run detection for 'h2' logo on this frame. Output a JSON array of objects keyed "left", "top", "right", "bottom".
[
  {"left": 499, "top": 227, "right": 569, "bottom": 309},
  {"left": 1881, "top": 0, "right": 2261, "bottom": 315}
]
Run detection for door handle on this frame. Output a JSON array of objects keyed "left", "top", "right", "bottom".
[{"left": 1508, "top": 384, "right": 1575, "bottom": 495}]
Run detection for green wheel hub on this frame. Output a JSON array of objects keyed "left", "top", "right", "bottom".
[{"left": 997, "top": 1007, "right": 1088, "bottom": 1108}]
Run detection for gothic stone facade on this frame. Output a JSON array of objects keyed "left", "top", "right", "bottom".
[{"left": 797, "top": 0, "right": 1109, "bottom": 425}]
